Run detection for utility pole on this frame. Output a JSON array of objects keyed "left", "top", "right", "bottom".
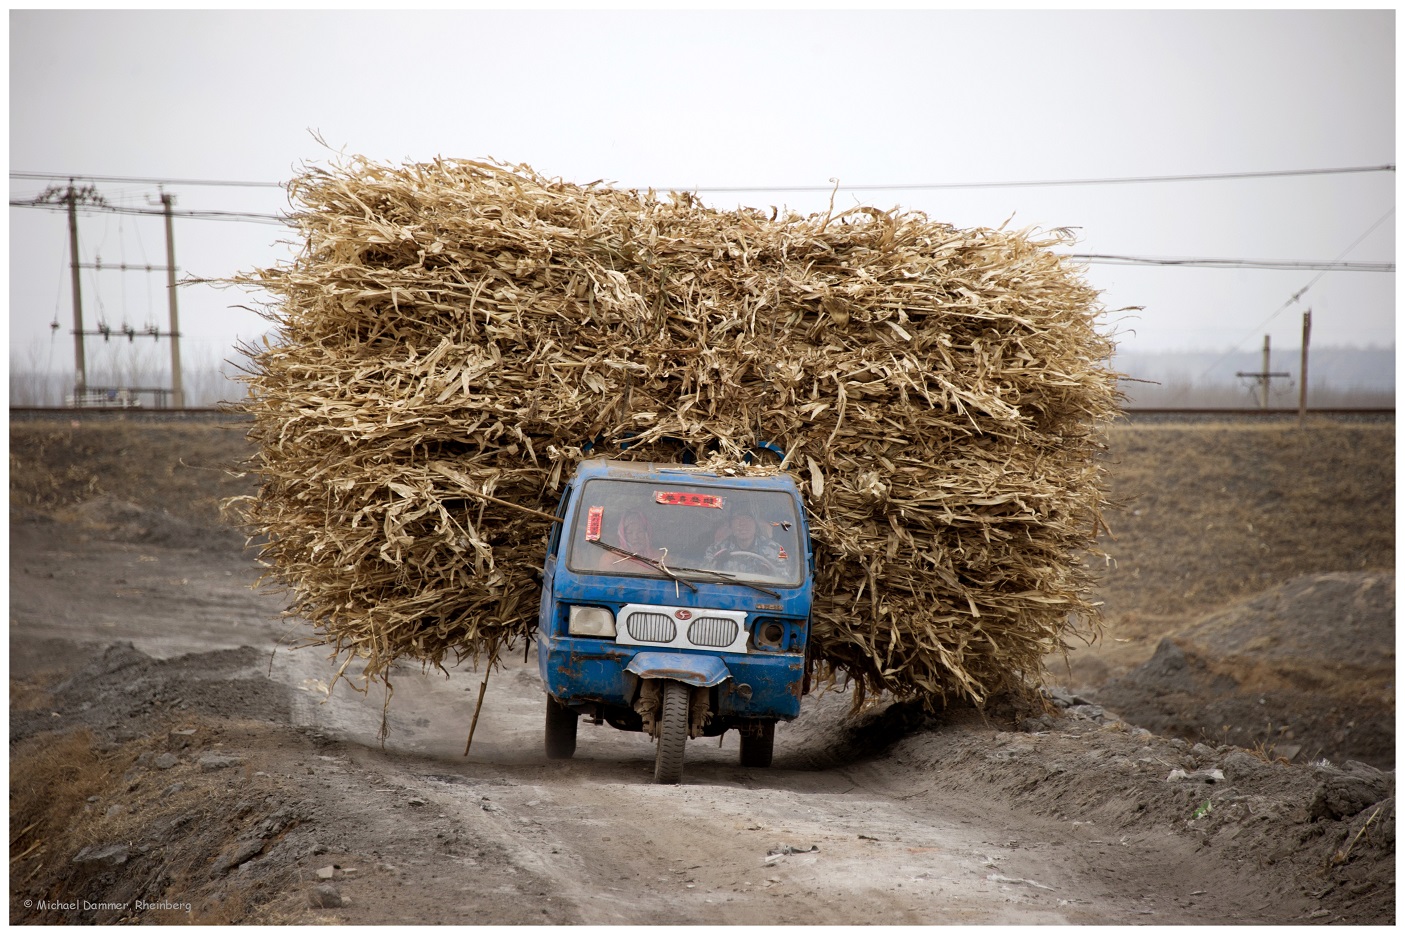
[
  {"left": 1298, "top": 310, "right": 1312, "bottom": 427},
  {"left": 24, "top": 182, "right": 190, "bottom": 407},
  {"left": 1236, "top": 334, "right": 1291, "bottom": 409},
  {"left": 72, "top": 255, "right": 181, "bottom": 407},
  {"left": 66, "top": 180, "right": 87, "bottom": 396},
  {"left": 1261, "top": 334, "right": 1272, "bottom": 409},
  {"left": 160, "top": 190, "right": 185, "bottom": 408}
]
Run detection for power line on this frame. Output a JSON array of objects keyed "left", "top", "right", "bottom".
[
  {"left": 672, "top": 164, "right": 1395, "bottom": 194},
  {"left": 12, "top": 197, "right": 1394, "bottom": 271},
  {"left": 10, "top": 170, "right": 282, "bottom": 189},
  {"left": 11, "top": 163, "right": 1394, "bottom": 194},
  {"left": 14, "top": 198, "right": 1393, "bottom": 270},
  {"left": 1196, "top": 207, "right": 1397, "bottom": 380},
  {"left": 1064, "top": 253, "right": 1393, "bottom": 272},
  {"left": 10, "top": 199, "right": 285, "bottom": 225},
  {"left": 180, "top": 209, "right": 286, "bottom": 224}
]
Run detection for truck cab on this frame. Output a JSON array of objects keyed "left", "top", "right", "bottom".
[{"left": 536, "top": 459, "right": 813, "bottom": 783}]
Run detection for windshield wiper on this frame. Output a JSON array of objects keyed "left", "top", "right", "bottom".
[
  {"left": 669, "top": 565, "right": 783, "bottom": 599},
  {"left": 588, "top": 539, "right": 698, "bottom": 593}
]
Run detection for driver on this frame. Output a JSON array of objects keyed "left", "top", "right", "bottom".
[{"left": 702, "top": 507, "right": 784, "bottom": 573}]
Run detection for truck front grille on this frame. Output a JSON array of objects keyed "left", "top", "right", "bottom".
[
  {"left": 613, "top": 603, "right": 748, "bottom": 653},
  {"left": 624, "top": 611, "right": 677, "bottom": 644},
  {"left": 687, "top": 616, "right": 740, "bottom": 648}
]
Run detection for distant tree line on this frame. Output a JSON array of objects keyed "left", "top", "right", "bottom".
[{"left": 9, "top": 346, "right": 1394, "bottom": 410}]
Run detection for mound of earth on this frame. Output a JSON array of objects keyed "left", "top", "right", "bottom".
[
  {"left": 894, "top": 698, "right": 1395, "bottom": 925},
  {"left": 50, "top": 496, "right": 243, "bottom": 552},
  {"left": 1094, "top": 573, "right": 1394, "bottom": 769},
  {"left": 8, "top": 421, "right": 257, "bottom": 529},
  {"left": 10, "top": 643, "right": 305, "bottom": 924},
  {"left": 11, "top": 641, "right": 290, "bottom": 746}
]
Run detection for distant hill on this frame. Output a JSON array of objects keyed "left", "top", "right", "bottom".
[{"left": 1112, "top": 346, "right": 1394, "bottom": 408}]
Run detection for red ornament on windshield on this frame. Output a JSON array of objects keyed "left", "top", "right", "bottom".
[{"left": 654, "top": 491, "right": 725, "bottom": 509}]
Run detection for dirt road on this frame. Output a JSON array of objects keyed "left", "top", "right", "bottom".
[
  {"left": 8, "top": 417, "right": 1394, "bottom": 924},
  {"left": 8, "top": 514, "right": 1390, "bottom": 925}
]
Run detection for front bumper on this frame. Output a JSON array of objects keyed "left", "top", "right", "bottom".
[{"left": 540, "top": 636, "right": 804, "bottom": 720}]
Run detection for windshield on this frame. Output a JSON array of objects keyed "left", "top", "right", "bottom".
[{"left": 565, "top": 478, "right": 805, "bottom": 588}]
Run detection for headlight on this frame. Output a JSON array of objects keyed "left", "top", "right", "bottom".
[
  {"left": 568, "top": 605, "right": 616, "bottom": 638},
  {"left": 751, "top": 619, "right": 787, "bottom": 651}
]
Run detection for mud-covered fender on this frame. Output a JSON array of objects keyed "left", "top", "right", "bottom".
[{"left": 626, "top": 652, "right": 731, "bottom": 688}]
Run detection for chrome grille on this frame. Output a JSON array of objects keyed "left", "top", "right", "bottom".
[
  {"left": 625, "top": 611, "right": 677, "bottom": 643},
  {"left": 687, "top": 616, "right": 740, "bottom": 648}
]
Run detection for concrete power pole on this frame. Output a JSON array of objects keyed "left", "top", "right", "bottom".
[
  {"left": 1298, "top": 310, "right": 1312, "bottom": 427},
  {"left": 25, "top": 181, "right": 109, "bottom": 405},
  {"left": 66, "top": 181, "right": 88, "bottom": 396},
  {"left": 1260, "top": 334, "right": 1272, "bottom": 409},
  {"left": 1236, "top": 334, "right": 1291, "bottom": 409},
  {"left": 160, "top": 191, "right": 185, "bottom": 408}
]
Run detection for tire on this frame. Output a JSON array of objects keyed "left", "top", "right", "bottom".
[
  {"left": 653, "top": 680, "right": 690, "bottom": 784},
  {"left": 739, "top": 720, "right": 775, "bottom": 768},
  {"left": 544, "top": 695, "right": 578, "bottom": 760}
]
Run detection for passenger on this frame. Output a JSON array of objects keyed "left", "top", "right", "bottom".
[{"left": 597, "top": 509, "right": 667, "bottom": 572}]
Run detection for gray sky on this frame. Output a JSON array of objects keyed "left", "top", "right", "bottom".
[{"left": 9, "top": 9, "right": 1396, "bottom": 386}]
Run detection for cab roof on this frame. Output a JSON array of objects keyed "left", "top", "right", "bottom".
[{"left": 569, "top": 458, "right": 801, "bottom": 493}]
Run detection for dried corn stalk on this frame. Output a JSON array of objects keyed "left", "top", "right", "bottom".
[{"left": 226, "top": 155, "right": 1119, "bottom": 709}]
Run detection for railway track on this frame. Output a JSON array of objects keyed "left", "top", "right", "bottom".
[
  {"left": 9, "top": 407, "right": 249, "bottom": 422},
  {"left": 9, "top": 406, "right": 1394, "bottom": 424},
  {"left": 1115, "top": 407, "right": 1393, "bottom": 423}
]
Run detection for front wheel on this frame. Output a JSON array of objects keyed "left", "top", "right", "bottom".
[
  {"left": 739, "top": 720, "right": 775, "bottom": 768},
  {"left": 654, "top": 680, "right": 690, "bottom": 784},
  {"left": 544, "top": 695, "right": 578, "bottom": 760}
]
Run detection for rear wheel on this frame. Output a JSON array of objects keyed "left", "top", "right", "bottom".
[
  {"left": 544, "top": 695, "right": 578, "bottom": 760},
  {"left": 739, "top": 720, "right": 775, "bottom": 768},
  {"left": 654, "top": 680, "right": 690, "bottom": 784}
]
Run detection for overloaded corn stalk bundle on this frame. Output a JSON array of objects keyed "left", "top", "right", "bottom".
[{"left": 227, "top": 155, "right": 1119, "bottom": 709}]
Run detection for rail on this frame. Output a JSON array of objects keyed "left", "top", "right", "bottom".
[
  {"left": 1117, "top": 407, "right": 1394, "bottom": 416},
  {"left": 9, "top": 407, "right": 249, "bottom": 422},
  {"left": 8, "top": 406, "right": 1393, "bottom": 424}
]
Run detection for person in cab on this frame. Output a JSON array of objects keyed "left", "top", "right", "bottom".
[{"left": 703, "top": 506, "right": 786, "bottom": 576}]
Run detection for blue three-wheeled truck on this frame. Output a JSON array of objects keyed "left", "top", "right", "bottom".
[{"left": 536, "top": 459, "right": 813, "bottom": 783}]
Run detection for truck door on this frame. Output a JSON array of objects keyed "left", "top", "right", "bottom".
[{"left": 537, "top": 484, "right": 571, "bottom": 654}]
